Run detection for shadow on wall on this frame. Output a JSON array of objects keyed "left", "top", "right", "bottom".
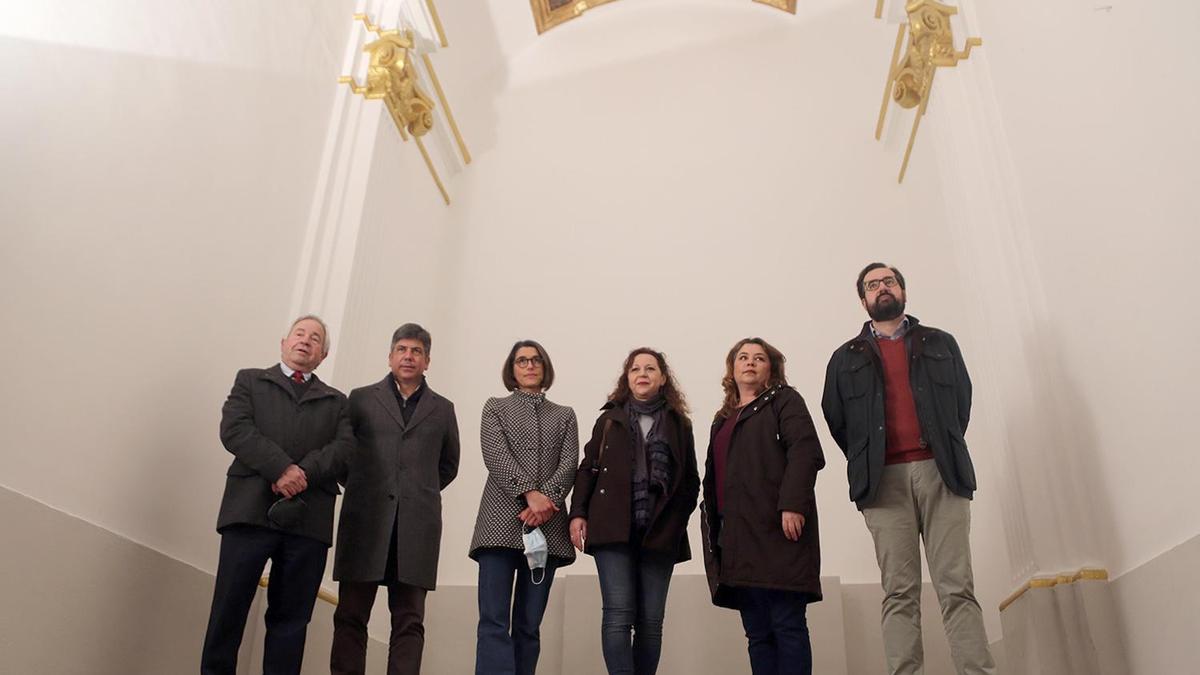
[
  {"left": 0, "top": 486, "right": 215, "bottom": 675},
  {"left": 1018, "top": 319, "right": 1111, "bottom": 571},
  {"left": 995, "top": 318, "right": 1127, "bottom": 670},
  {"left": 435, "top": 0, "right": 507, "bottom": 165}
]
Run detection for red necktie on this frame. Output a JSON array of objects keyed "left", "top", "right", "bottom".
[{"left": 291, "top": 371, "right": 305, "bottom": 384}]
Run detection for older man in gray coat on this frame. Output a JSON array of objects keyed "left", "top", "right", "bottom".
[{"left": 330, "top": 323, "right": 460, "bottom": 675}]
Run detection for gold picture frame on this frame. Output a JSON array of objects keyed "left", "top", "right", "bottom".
[
  {"left": 753, "top": 0, "right": 798, "bottom": 13},
  {"left": 530, "top": 0, "right": 621, "bottom": 35}
]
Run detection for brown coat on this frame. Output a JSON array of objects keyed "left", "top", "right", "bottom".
[
  {"left": 701, "top": 385, "right": 825, "bottom": 608},
  {"left": 568, "top": 403, "right": 700, "bottom": 563}
]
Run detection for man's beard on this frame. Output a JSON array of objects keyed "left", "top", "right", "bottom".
[{"left": 868, "top": 292, "right": 906, "bottom": 321}]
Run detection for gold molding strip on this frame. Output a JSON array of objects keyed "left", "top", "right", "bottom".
[
  {"left": 259, "top": 576, "right": 339, "bottom": 606},
  {"left": 352, "top": 12, "right": 391, "bottom": 36},
  {"left": 875, "top": 0, "right": 885, "bottom": 19},
  {"left": 875, "top": 22, "right": 907, "bottom": 140},
  {"left": 425, "top": 0, "right": 448, "bottom": 47},
  {"left": 998, "top": 568, "right": 1109, "bottom": 612},
  {"left": 421, "top": 53, "right": 471, "bottom": 165},
  {"left": 415, "top": 137, "right": 451, "bottom": 205},
  {"left": 897, "top": 66, "right": 933, "bottom": 183}
]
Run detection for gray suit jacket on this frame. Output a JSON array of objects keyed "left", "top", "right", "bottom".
[
  {"left": 216, "top": 365, "right": 353, "bottom": 545},
  {"left": 334, "top": 375, "right": 460, "bottom": 589}
]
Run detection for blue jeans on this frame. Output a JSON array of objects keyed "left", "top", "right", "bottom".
[
  {"left": 474, "top": 548, "right": 558, "bottom": 675},
  {"left": 593, "top": 544, "right": 675, "bottom": 675},
  {"left": 737, "top": 587, "right": 812, "bottom": 675}
]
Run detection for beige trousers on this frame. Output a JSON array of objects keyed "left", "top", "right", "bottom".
[{"left": 863, "top": 459, "right": 996, "bottom": 675}]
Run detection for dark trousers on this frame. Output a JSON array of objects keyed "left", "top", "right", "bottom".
[
  {"left": 200, "top": 524, "right": 328, "bottom": 675},
  {"left": 737, "top": 588, "right": 812, "bottom": 675},
  {"left": 593, "top": 544, "right": 675, "bottom": 675},
  {"left": 331, "top": 580, "right": 428, "bottom": 675},
  {"left": 474, "top": 548, "right": 559, "bottom": 675}
]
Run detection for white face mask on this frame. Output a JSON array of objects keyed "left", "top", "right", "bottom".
[{"left": 522, "top": 527, "right": 549, "bottom": 585}]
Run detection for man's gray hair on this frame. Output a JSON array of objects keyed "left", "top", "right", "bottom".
[
  {"left": 391, "top": 322, "right": 432, "bottom": 354},
  {"left": 288, "top": 314, "right": 331, "bottom": 356}
]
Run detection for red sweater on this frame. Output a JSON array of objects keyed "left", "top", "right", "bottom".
[
  {"left": 712, "top": 414, "right": 738, "bottom": 514},
  {"left": 876, "top": 338, "right": 933, "bottom": 464}
]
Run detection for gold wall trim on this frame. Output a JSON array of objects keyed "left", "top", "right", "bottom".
[
  {"left": 998, "top": 568, "right": 1110, "bottom": 612},
  {"left": 421, "top": 53, "right": 471, "bottom": 165},
  {"left": 875, "top": 0, "right": 885, "bottom": 19},
  {"left": 425, "top": 0, "right": 449, "bottom": 47},
  {"left": 259, "top": 576, "right": 339, "bottom": 606}
]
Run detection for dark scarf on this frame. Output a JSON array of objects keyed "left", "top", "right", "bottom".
[{"left": 626, "top": 395, "right": 673, "bottom": 532}]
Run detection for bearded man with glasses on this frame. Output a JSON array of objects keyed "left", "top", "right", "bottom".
[{"left": 821, "top": 263, "right": 996, "bottom": 675}]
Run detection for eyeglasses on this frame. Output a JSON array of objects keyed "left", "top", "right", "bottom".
[
  {"left": 515, "top": 356, "right": 544, "bottom": 369},
  {"left": 863, "top": 276, "right": 899, "bottom": 292}
]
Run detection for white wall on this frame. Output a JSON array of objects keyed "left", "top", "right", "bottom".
[
  {"left": 0, "top": 0, "right": 357, "bottom": 571},
  {"left": 964, "top": 0, "right": 1200, "bottom": 582},
  {"left": 343, "top": 0, "right": 1011, "bottom": 642}
]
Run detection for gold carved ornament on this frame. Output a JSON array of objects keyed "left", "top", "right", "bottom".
[
  {"left": 339, "top": 12, "right": 470, "bottom": 205},
  {"left": 875, "top": 0, "right": 981, "bottom": 183}
]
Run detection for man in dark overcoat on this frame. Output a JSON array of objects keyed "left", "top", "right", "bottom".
[
  {"left": 330, "top": 322, "right": 460, "bottom": 675},
  {"left": 201, "top": 315, "right": 352, "bottom": 675}
]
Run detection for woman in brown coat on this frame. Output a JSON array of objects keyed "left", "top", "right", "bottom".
[
  {"left": 569, "top": 347, "right": 700, "bottom": 675},
  {"left": 701, "top": 338, "right": 825, "bottom": 675}
]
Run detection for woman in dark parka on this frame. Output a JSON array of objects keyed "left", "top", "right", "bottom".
[
  {"left": 701, "top": 337, "right": 825, "bottom": 675},
  {"left": 569, "top": 347, "right": 700, "bottom": 675}
]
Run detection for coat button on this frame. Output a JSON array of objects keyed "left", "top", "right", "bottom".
[
  {"left": 388, "top": 494, "right": 396, "bottom": 501},
  {"left": 599, "top": 488, "right": 606, "bottom": 495},
  {"left": 602, "top": 467, "right": 608, "bottom": 472},
  {"left": 753, "top": 406, "right": 758, "bottom": 411}
]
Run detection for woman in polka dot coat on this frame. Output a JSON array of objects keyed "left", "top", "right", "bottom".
[{"left": 469, "top": 340, "right": 579, "bottom": 675}]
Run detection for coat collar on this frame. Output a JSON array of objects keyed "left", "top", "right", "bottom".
[
  {"left": 710, "top": 383, "right": 788, "bottom": 428},
  {"left": 371, "top": 374, "right": 440, "bottom": 430},
  {"left": 851, "top": 314, "right": 927, "bottom": 359},
  {"left": 734, "top": 383, "right": 786, "bottom": 424},
  {"left": 601, "top": 399, "right": 692, "bottom": 468},
  {"left": 598, "top": 399, "right": 627, "bottom": 426},
  {"left": 261, "top": 364, "right": 339, "bottom": 403}
]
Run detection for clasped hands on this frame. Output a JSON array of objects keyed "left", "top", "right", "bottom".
[
  {"left": 519, "top": 490, "right": 559, "bottom": 528},
  {"left": 271, "top": 464, "right": 308, "bottom": 499}
]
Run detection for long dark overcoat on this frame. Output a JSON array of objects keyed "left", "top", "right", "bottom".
[{"left": 333, "top": 375, "right": 460, "bottom": 589}]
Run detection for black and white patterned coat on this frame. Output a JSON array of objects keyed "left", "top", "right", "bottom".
[{"left": 468, "top": 391, "right": 578, "bottom": 565}]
